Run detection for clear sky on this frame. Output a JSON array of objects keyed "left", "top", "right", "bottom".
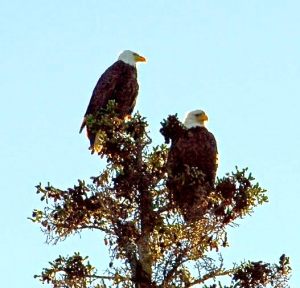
[{"left": 1, "top": 1, "right": 299, "bottom": 287}]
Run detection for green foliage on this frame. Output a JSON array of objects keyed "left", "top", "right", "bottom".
[
  {"left": 213, "top": 167, "right": 268, "bottom": 224},
  {"left": 31, "top": 109, "right": 291, "bottom": 287}
]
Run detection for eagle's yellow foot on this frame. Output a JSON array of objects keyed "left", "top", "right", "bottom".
[
  {"left": 113, "top": 117, "right": 124, "bottom": 126},
  {"left": 124, "top": 114, "right": 132, "bottom": 121},
  {"left": 93, "top": 144, "right": 103, "bottom": 154}
]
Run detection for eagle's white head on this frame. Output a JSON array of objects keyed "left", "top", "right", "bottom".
[
  {"left": 183, "top": 109, "right": 208, "bottom": 129},
  {"left": 118, "top": 50, "right": 146, "bottom": 66}
]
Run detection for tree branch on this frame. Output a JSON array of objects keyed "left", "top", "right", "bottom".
[
  {"left": 80, "top": 225, "right": 111, "bottom": 234},
  {"left": 161, "top": 251, "right": 187, "bottom": 287},
  {"left": 187, "top": 268, "right": 235, "bottom": 287}
]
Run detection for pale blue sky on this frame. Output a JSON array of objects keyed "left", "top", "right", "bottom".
[{"left": 1, "top": 1, "right": 299, "bottom": 287}]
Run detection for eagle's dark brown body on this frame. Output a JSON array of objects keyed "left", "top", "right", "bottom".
[
  {"left": 167, "top": 127, "right": 218, "bottom": 187},
  {"left": 80, "top": 60, "right": 139, "bottom": 147},
  {"left": 167, "top": 126, "right": 218, "bottom": 220}
]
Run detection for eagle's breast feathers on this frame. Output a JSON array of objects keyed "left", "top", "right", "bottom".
[{"left": 168, "top": 126, "right": 218, "bottom": 187}]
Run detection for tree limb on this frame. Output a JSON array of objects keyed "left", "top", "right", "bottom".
[{"left": 186, "top": 268, "right": 235, "bottom": 287}]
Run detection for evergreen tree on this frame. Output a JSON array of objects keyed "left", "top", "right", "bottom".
[{"left": 31, "top": 103, "right": 291, "bottom": 287}]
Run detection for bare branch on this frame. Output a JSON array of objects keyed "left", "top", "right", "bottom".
[{"left": 187, "top": 268, "right": 235, "bottom": 287}]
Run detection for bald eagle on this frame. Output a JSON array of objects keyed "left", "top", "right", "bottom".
[
  {"left": 79, "top": 50, "right": 146, "bottom": 152},
  {"left": 166, "top": 110, "right": 218, "bottom": 220}
]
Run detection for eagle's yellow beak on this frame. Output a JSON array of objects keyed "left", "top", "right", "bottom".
[
  {"left": 198, "top": 113, "right": 208, "bottom": 122},
  {"left": 135, "top": 54, "right": 146, "bottom": 62}
]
